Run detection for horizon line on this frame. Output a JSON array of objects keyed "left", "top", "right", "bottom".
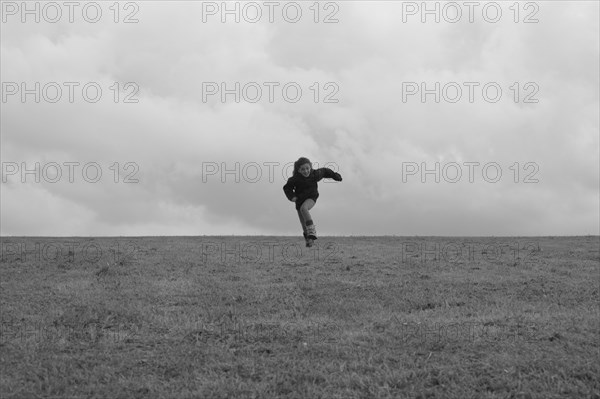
[{"left": 1, "top": 234, "right": 598, "bottom": 239}]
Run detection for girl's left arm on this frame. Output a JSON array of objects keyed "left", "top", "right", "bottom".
[{"left": 316, "top": 168, "right": 342, "bottom": 182}]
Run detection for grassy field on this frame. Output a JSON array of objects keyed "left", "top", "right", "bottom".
[{"left": 1, "top": 236, "right": 598, "bottom": 398}]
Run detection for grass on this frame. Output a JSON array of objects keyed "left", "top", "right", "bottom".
[{"left": 1, "top": 236, "right": 598, "bottom": 398}]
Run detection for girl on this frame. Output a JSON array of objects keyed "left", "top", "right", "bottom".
[{"left": 283, "top": 157, "right": 342, "bottom": 247}]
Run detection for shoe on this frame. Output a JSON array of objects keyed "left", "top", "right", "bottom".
[
  {"left": 307, "top": 224, "right": 317, "bottom": 240},
  {"left": 306, "top": 238, "right": 314, "bottom": 247}
]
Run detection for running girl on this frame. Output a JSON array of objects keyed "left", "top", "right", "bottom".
[{"left": 283, "top": 157, "right": 342, "bottom": 247}]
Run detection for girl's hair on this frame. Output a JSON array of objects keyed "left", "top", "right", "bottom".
[{"left": 293, "top": 157, "right": 312, "bottom": 176}]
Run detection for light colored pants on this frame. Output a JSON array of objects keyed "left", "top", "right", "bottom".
[{"left": 296, "top": 199, "right": 315, "bottom": 232}]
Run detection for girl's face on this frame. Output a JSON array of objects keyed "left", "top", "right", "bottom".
[{"left": 298, "top": 163, "right": 311, "bottom": 177}]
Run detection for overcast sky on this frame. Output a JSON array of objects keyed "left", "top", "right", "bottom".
[{"left": 1, "top": 1, "right": 598, "bottom": 236}]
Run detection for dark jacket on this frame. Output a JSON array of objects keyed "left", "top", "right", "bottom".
[{"left": 283, "top": 168, "right": 342, "bottom": 210}]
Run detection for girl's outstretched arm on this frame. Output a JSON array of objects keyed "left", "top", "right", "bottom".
[{"left": 315, "top": 168, "right": 342, "bottom": 182}]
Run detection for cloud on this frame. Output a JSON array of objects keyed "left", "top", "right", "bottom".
[{"left": 1, "top": 1, "right": 598, "bottom": 236}]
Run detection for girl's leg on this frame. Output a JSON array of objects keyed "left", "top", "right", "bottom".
[
  {"left": 299, "top": 199, "right": 317, "bottom": 239},
  {"left": 297, "top": 208, "right": 308, "bottom": 237}
]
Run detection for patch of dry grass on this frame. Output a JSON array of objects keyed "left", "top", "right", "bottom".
[{"left": 1, "top": 236, "right": 598, "bottom": 398}]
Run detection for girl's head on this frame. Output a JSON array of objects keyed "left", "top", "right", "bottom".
[{"left": 294, "top": 157, "right": 312, "bottom": 177}]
